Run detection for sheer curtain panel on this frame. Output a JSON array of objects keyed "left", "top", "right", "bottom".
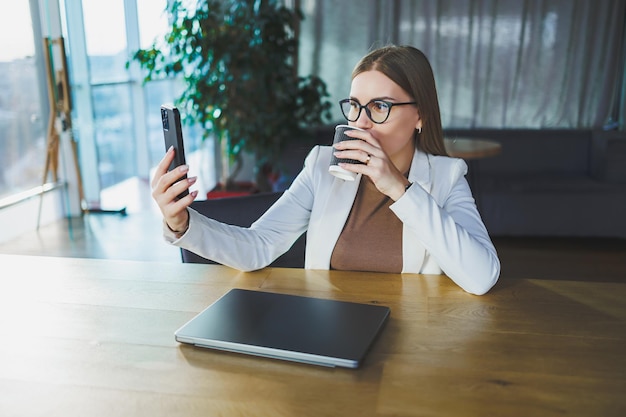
[{"left": 299, "top": 0, "right": 626, "bottom": 129}]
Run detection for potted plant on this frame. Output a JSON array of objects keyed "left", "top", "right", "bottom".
[{"left": 131, "top": 0, "right": 332, "bottom": 192}]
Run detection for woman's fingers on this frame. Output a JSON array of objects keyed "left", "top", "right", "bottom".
[
  {"left": 153, "top": 163, "right": 190, "bottom": 197},
  {"left": 149, "top": 147, "right": 199, "bottom": 233},
  {"left": 333, "top": 146, "right": 373, "bottom": 164},
  {"left": 152, "top": 146, "right": 175, "bottom": 189}
]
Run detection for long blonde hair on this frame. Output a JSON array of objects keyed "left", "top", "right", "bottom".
[{"left": 352, "top": 45, "right": 447, "bottom": 156}]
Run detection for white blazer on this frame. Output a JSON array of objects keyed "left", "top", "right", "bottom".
[{"left": 166, "top": 145, "right": 500, "bottom": 295}]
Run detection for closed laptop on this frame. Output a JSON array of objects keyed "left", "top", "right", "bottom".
[{"left": 175, "top": 288, "right": 390, "bottom": 368}]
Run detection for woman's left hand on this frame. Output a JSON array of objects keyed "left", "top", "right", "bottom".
[{"left": 332, "top": 129, "right": 410, "bottom": 201}]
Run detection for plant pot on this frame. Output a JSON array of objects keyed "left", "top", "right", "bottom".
[{"left": 206, "top": 181, "right": 257, "bottom": 199}]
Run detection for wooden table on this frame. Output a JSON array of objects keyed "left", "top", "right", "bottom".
[
  {"left": 444, "top": 138, "right": 502, "bottom": 160},
  {"left": 1, "top": 254, "right": 624, "bottom": 417}
]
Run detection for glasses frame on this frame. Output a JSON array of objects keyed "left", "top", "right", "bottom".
[{"left": 339, "top": 98, "right": 417, "bottom": 124}]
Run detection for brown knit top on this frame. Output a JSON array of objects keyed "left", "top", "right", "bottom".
[{"left": 330, "top": 177, "right": 403, "bottom": 273}]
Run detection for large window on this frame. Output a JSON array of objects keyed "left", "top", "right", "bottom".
[
  {"left": 0, "top": 2, "right": 46, "bottom": 200},
  {"left": 81, "top": 1, "right": 134, "bottom": 190},
  {"left": 1, "top": 0, "right": 208, "bottom": 206},
  {"left": 61, "top": 0, "right": 203, "bottom": 202}
]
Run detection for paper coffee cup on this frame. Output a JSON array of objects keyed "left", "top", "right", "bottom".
[{"left": 329, "top": 125, "right": 364, "bottom": 181}]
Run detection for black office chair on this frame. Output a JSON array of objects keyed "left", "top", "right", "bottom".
[{"left": 180, "top": 191, "right": 306, "bottom": 268}]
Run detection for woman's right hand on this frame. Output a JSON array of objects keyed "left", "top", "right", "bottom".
[{"left": 151, "top": 146, "right": 198, "bottom": 234}]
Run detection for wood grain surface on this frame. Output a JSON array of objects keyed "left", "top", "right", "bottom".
[{"left": 0, "top": 254, "right": 624, "bottom": 416}]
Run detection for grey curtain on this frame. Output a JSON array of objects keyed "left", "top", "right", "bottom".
[{"left": 298, "top": 0, "right": 626, "bottom": 129}]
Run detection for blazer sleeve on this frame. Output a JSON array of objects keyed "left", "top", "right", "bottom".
[
  {"left": 391, "top": 157, "right": 500, "bottom": 295},
  {"left": 163, "top": 148, "right": 319, "bottom": 271}
]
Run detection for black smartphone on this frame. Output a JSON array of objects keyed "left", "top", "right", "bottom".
[{"left": 161, "top": 104, "right": 189, "bottom": 199}]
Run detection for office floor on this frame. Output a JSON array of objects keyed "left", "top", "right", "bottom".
[{"left": 1, "top": 178, "right": 625, "bottom": 283}]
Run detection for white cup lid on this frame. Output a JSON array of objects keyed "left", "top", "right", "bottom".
[{"left": 329, "top": 165, "right": 357, "bottom": 181}]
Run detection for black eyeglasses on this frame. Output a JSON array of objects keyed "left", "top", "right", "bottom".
[{"left": 339, "top": 98, "right": 417, "bottom": 124}]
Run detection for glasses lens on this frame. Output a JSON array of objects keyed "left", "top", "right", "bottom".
[
  {"left": 367, "top": 101, "right": 391, "bottom": 123},
  {"left": 340, "top": 99, "right": 360, "bottom": 121}
]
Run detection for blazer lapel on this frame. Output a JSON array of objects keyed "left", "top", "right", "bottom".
[
  {"left": 402, "top": 150, "right": 432, "bottom": 273},
  {"left": 306, "top": 174, "right": 361, "bottom": 269}
]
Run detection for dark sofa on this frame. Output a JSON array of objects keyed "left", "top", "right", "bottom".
[{"left": 444, "top": 129, "right": 626, "bottom": 238}]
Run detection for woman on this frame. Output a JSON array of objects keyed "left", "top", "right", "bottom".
[{"left": 152, "top": 45, "right": 500, "bottom": 295}]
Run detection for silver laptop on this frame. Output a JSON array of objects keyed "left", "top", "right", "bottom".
[{"left": 174, "top": 288, "right": 390, "bottom": 368}]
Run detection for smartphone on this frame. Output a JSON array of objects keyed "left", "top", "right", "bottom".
[{"left": 161, "top": 104, "right": 189, "bottom": 199}]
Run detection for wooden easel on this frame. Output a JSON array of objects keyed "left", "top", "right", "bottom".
[
  {"left": 38, "top": 37, "right": 85, "bottom": 227},
  {"left": 39, "top": 37, "right": 126, "bottom": 225}
]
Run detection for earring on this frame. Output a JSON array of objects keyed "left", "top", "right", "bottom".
[{"left": 417, "top": 126, "right": 422, "bottom": 134}]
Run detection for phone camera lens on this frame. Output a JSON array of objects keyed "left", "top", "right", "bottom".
[{"left": 161, "top": 109, "right": 169, "bottom": 130}]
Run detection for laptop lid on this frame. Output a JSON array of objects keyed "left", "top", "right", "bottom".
[{"left": 174, "top": 288, "right": 390, "bottom": 368}]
